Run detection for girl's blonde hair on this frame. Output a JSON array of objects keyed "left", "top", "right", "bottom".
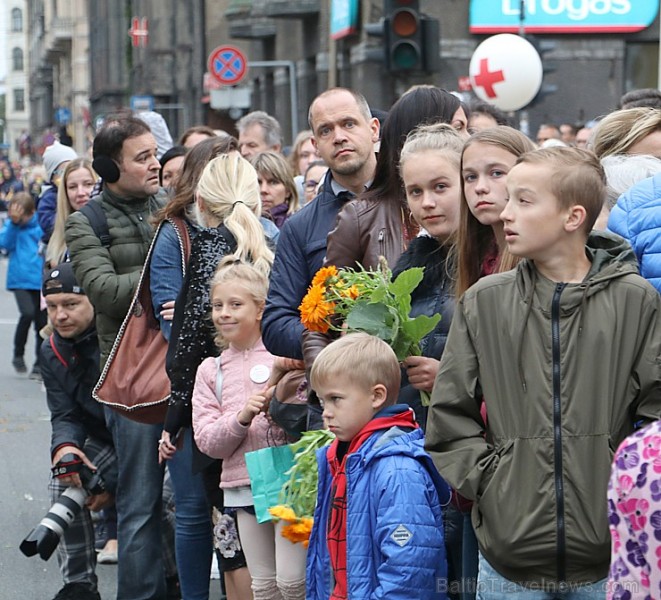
[
  {"left": 591, "top": 107, "right": 661, "bottom": 158},
  {"left": 196, "top": 151, "right": 274, "bottom": 277},
  {"left": 399, "top": 122, "right": 465, "bottom": 171},
  {"left": 456, "top": 126, "right": 536, "bottom": 297},
  {"left": 250, "top": 150, "right": 299, "bottom": 215},
  {"left": 210, "top": 256, "right": 269, "bottom": 349},
  {"left": 46, "top": 158, "right": 96, "bottom": 268}
]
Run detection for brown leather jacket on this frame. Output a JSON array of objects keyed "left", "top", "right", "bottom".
[
  {"left": 324, "top": 195, "right": 406, "bottom": 271},
  {"left": 303, "top": 196, "right": 408, "bottom": 370}
]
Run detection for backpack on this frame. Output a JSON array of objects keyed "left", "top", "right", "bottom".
[{"left": 78, "top": 200, "right": 111, "bottom": 248}]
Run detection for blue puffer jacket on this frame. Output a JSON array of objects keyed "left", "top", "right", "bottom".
[
  {"left": 0, "top": 214, "right": 44, "bottom": 290},
  {"left": 608, "top": 173, "right": 661, "bottom": 292},
  {"left": 37, "top": 184, "right": 58, "bottom": 243},
  {"left": 306, "top": 417, "right": 450, "bottom": 600}
]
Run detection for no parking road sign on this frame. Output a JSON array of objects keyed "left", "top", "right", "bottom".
[{"left": 208, "top": 45, "right": 248, "bottom": 86}]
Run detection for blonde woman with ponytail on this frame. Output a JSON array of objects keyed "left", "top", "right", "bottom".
[
  {"left": 194, "top": 151, "right": 273, "bottom": 276},
  {"left": 160, "top": 150, "right": 273, "bottom": 600}
]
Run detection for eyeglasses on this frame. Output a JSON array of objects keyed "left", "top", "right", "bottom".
[{"left": 305, "top": 179, "right": 319, "bottom": 190}]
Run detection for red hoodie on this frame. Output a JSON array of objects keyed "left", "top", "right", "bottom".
[{"left": 326, "top": 408, "right": 418, "bottom": 600}]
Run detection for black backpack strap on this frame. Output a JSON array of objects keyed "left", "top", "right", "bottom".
[{"left": 78, "top": 200, "right": 111, "bottom": 248}]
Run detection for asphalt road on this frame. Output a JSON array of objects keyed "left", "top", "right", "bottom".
[{"left": 0, "top": 256, "right": 118, "bottom": 599}]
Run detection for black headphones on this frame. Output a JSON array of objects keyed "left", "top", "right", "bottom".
[{"left": 92, "top": 155, "right": 120, "bottom": 183}]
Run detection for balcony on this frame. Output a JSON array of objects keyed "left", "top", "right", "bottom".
[
  {"left": 226, "top": 0, "right": 277, "bottom": 39},
  {"left": 225, "top": 0, "right": 253, "bottom": 17},
  {"left": 264, "top": 0, "right": 320, "bottom": 18},
  {"left": 52, "top": 17, "right": 74, "bottom": 44},
  {"left": 44, "top": 17, "right": 73, "bottom": 62},
  {"left": 228, "top": 18, "right": 277, "bottom": 39}
]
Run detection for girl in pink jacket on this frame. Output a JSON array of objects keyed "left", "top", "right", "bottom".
[
  {"left": 607, "top": 419, "right": 661, "bottom": 599},
  {"left": 192, "top": 258, "right": 306, "bottom": 600}
]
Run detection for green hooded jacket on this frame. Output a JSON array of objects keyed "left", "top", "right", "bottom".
[
  {"left": 426, "top": 231, "right": 661, "bottom": 589},
  {"left": 65, "top": 187, "right": 163, "bottom": 366}
]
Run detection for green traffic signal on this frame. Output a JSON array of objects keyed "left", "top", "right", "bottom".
[
  {"left": 391, "top": 41, "right": 421, "bottom": 70},
  {"left": 384, "top": 1, "right": 438, "bottom": 74}
]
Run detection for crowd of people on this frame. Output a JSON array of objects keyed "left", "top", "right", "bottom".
[{"left": 5, "top": 85, "right": 661, "bottom": 600}]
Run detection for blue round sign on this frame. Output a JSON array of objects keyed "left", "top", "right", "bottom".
[
  {"left": 208, "top": 45, "right": 248, "bottom": 86},
  {"left": 55, "top": 108, "right": 72, "bottom": 125}
]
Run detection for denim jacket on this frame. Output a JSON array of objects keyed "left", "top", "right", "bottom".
[{"left": 150, "top": 219, "right": 196, "bottom": 341}]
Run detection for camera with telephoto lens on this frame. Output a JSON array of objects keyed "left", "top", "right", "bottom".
[{"left": 20, "top": 453, "right": 106, "bottom": 560}]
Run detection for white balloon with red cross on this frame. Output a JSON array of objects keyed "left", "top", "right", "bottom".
[{"left": 469, "top": 34, "right": 543, "bottom": 112}]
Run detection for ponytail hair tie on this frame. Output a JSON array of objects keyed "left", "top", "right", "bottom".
[{"left": 230, "top": 200, "right": 247, "bottom": 214}]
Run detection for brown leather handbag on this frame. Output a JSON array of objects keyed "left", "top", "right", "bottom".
[{"left": 93, "top": 217, "right": 190, "bottom": 424}]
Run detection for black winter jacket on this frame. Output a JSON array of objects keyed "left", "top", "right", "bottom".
[
  {"left": 165, "top": 226, "right": 236, "bottom": 435},
  {"left": 40, "top": 325, "right": 111, "bottom": 458},
  {"left": 262, "top": 169, "right": 351, "bottom": 360},
  {"left": 392, "top": 235, "right": 455, "bottom": 428}
]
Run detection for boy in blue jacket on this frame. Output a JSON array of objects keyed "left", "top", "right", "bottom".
[
  {"left": 307, "top": 332, "right": 449, "bottom": 600},
  {"left": 0, "top": 191, "right": 46, "bottom": 379}
]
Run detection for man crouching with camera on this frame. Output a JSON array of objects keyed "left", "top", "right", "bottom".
[{"left": 41, "top": 263, "right": 117, "bottom": 600}]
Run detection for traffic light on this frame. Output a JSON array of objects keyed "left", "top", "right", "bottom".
[
  {"left": 525, "top": 35, "right": 558, "bottom": 106},
  {"left": 383, "top": 0, "right": 439, "bottom": 73}
]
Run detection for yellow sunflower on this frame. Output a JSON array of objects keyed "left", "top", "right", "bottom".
[
  {"left": 281, "top": 521, "right": 313, "bottom": 547},
  {"left": 269, "top": 505, "right": 298, "bottom": 522},
  {"left": 342, "top": 285, "right": 360, "bottom": 300},
  {"left": 299, "top": 284, "right": 335, "bottom": 333},
  {"left": 311, "top": 265, "right": 338, "bottom": 288}
]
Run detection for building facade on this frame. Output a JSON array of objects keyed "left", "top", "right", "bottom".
[
  {"left": 25, "top": 0, "right": 90, "bottom": 156},
  {"left": 205, "top": 0, "right": 661, "bottom": 144},
  {"left": 5, "top": 0, "right": 30, "bottom": 162},
  {"left": 15, "top": 1, "right": 661, "bottom": 152},
  {"left": 88, "top": 0, "right": 207, "bottom": 143}
]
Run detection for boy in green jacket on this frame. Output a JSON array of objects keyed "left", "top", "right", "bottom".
[{"left": 426, "top": 147, "right": 661, "bottom": 599}]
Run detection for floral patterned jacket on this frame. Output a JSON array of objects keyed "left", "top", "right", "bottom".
[{"left": 608, "top": 419, "right": 661, "bottom": 600}]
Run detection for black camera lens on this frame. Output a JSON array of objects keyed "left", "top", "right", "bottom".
[{"left": 21, "top": 457, "right": 107, "bottom": 561}]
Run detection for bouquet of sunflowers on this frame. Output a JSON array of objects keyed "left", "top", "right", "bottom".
[
  {"left": 298, "top": 260, "right": 440, "bottom": 363},
  {"left": 270, "top": 262, "right": 440, "bottom": 546},
  {"left": 269, "top": 429, "right": 336, "bottom": 547}
]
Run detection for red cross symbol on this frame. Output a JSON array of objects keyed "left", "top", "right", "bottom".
[
  {"left": 473, "top": 58, "right": 505, "bottom": 99},
  {"left": 128, "top": 17, "right": 149, "bottom": 48}
]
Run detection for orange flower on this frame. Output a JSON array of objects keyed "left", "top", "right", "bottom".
[
  {"left": 342, "top": 285, "right": 360, "bottom": 300},
  {"left": 299, "top": 285, "right": 335, "bottom": 333},
  {"left": 281, "top": 520, "right": 313, "bottom": 546},
  {"left": 311, "top": 265, "right": 338, "bottom": 288},
  {"left": 269, "top": 505, "right": 297, "bottom": 522}
]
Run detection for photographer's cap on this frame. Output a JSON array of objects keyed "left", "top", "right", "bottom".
[{"left": 43, "top": 263, "right": 84, "bottom": 296}]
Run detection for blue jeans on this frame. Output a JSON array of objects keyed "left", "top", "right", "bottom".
[
  {"left": 106, "top": 410, "right": 167, "bottom": 600},
  {"left": 476, "top": 553, "right": 607, "bottom": 600},
  {"left": 462, "top": 512, "right": 478, "bottom": 600},
  {"left": 167, "top": 428, "right": 213, "bottom": 600}
]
